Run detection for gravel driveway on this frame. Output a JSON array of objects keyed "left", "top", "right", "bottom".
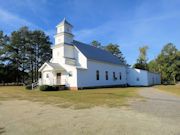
[
  {"left": 0, "top": 87, "right": 180, "bottom": 135},
  {"left": 132, "top": 87, "right": 180, "bottom": 118}
]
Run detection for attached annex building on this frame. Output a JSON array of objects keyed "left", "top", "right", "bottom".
[{"left": 39, "top": 19, "right": 161, "bottom": 90}]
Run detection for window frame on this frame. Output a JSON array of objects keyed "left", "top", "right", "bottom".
[
  {"left": 96, "top": 70, "right": 99, "bottom": 80},
  {"left": 119, "top": 72, "right": 122, "bottom": 80},
  {"left": 113, "top": 72, "right": 117, "bottom": 80},
  {"left": 105, "top": 71, "right": 108, "bottom": 80},
  {"left": 46, "top": 73, "right": 49, "bottom": 78}
]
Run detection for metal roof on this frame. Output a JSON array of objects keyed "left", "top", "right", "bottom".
[{"left": 73, "top": 40, "right": 123, "bottom": 65}]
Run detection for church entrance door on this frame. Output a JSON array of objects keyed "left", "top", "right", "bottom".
[{"left": 56, "top": 73, "right": 61, "bottom": 85}]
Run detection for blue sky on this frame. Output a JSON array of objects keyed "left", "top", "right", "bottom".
[{"left": 0, "top": 0, "right": 180, "bottom": 65}]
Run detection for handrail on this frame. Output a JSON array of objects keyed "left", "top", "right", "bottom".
[{"left": 31, "top": 82, "right": 38, "bottom": 90}]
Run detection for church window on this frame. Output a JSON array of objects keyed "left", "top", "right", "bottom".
[
  {"left": 105, "top": 71, "right": 108, "bottom": 80},
  {"left": 113, "top": 72, "right": 117, "bottom": 80},
  {"left": 119, "top": 72, "right": 122, "bottom": 80},
  {"left": 96, "top": 70, "right": 99, "bottom": 80},
  {"left": 46, "top": 74, "right": 49, "bottom": 78},
  {"left": 68, "top": 71, "right": 72, "bottom": 77},
  {"left": 58, "top": 28, "right": 62, "bottom": 33}
]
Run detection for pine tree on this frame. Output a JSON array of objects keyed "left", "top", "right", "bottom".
[
  {"left": 91, "top": 40, "right": 102, "bottom": 48},
  {"left": 0, "top": 31, "right": 9, "bottom": 63},
  {"left": 31, "top": 30, "right": 52, "bottom": 82},
  {"left": 105, "top": 43, "right": 127, "bottom": 65},
  {"left": 2, "top": 27, "right": 52, "bottom": 84}
]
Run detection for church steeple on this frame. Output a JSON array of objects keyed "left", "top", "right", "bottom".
[
  {"left": 57, "top": 18, "right": 73, "bottom": 27},
  {"left": 54, "top": 18, "right": 74, "bottom": 45}
]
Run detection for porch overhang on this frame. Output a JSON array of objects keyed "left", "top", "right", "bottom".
[{"left": 38, "top": 62, "right": 67, "bottom": 72}]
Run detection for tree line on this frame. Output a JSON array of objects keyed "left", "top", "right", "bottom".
[
  {"left": 133, "top": 43, "right": 180, "bottom": 84},
  {"left": 0, "top": 27, "right": 52, "bottom": 85},
  {"left": 91, "top": 40, "right": 127, "bottom": 65},
  {"left": 0, "top": 26, "right": 179, "bottom": 85},
  {"left": 91, "top": 40, "right": 180, "bottom": 84}
]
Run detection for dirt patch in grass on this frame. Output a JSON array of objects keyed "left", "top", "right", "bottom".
[
  {"left": 0, "top": 127, "right": 6, "bottom": 134},
  {"left": 0, "top": 86, "right": 140, "bottom": 108},
  {"left": 0, "top": 99, "right": 179, "bottom": 135}
]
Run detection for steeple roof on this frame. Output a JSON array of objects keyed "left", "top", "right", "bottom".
[{"left": 57, "top": 18, "right": 73, "bottom": 27}]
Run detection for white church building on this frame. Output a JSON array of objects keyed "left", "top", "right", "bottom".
[{"left": 39, "top": 19, "right": 161, "bottom": 90}]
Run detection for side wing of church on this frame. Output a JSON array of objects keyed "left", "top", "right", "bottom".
[{"left": 38, "top": 19, "right": 161, "bottom": 90}]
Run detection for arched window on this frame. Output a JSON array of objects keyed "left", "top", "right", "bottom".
[
  {"left": 113, "top": 72, "right": 116, "bottom": 80},
  {"left": 119, "top": 72, "right": 122, "bottom": 80},
  {"left": 96, "top": 70, "right": 99, "bottom": 80},
  {"left": 105, "top": 71, "right": 108, "bottom": 80}
]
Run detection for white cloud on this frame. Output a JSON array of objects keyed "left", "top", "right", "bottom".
[
  {"left": 74, "top": 21, "right": 120, "bottom": 43},
  {"left": 74, "top": 8, "right": 180, "bottom": 45},
  {"left": 0, "top": 8, "right": 39, "bottom": 32}
]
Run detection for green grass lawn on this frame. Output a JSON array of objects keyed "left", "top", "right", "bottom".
[
  {"left": 155, "top": 84, "right": 180, "bottom": 96},
  {"left": 0, "top": 86, "right": 140, "bottom": 109}
]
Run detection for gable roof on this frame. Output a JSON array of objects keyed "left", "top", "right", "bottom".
[
  {"left": 39, "top": 62, "right": 66, "bottom": 71},
  {"left": 46, "top": 62, "right": 65, "bottom": 70},
  {"left": 73, "top": 40, "right": 123, "bottom": 65}
]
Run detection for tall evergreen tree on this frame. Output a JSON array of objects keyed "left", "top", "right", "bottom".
[
  {"left": 90, "top": 40, "right": 127, "bottom": 65},
  {"left": 4, "top": 27, "right": 31, "bottom": 83},
  {"left": 0, "top": 31, "right": 17, "bottom": 84},
  {"left": 1, "top": 27, "right": 52, "bottom": 84},
  {"left": 31, "top": 30, "right": 52, "bottom": 82},
  {"left": 0, "top": 31, "right": 9, "bottom": 63},
  {"left": 91, "top": 40, "right": 102, "bottom": 48},
  {"left": 105, "top": 43, "right": 127, "bottom": 65}
]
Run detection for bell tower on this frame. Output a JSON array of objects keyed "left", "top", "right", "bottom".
[{"left": 54, "top": 18, "right": 74, "bottom": 45}]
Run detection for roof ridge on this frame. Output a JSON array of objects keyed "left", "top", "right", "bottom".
[{"left": 73, "top": 40, "right": 114, "bottom": 54}]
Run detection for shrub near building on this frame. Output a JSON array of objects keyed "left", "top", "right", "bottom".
[{"left": 40, "top": 85, "right": 59, "bottom": 91}]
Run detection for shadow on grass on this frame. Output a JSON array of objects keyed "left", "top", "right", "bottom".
[{"left": 0, "top": 127, "right": 5, "bottom": 134}]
